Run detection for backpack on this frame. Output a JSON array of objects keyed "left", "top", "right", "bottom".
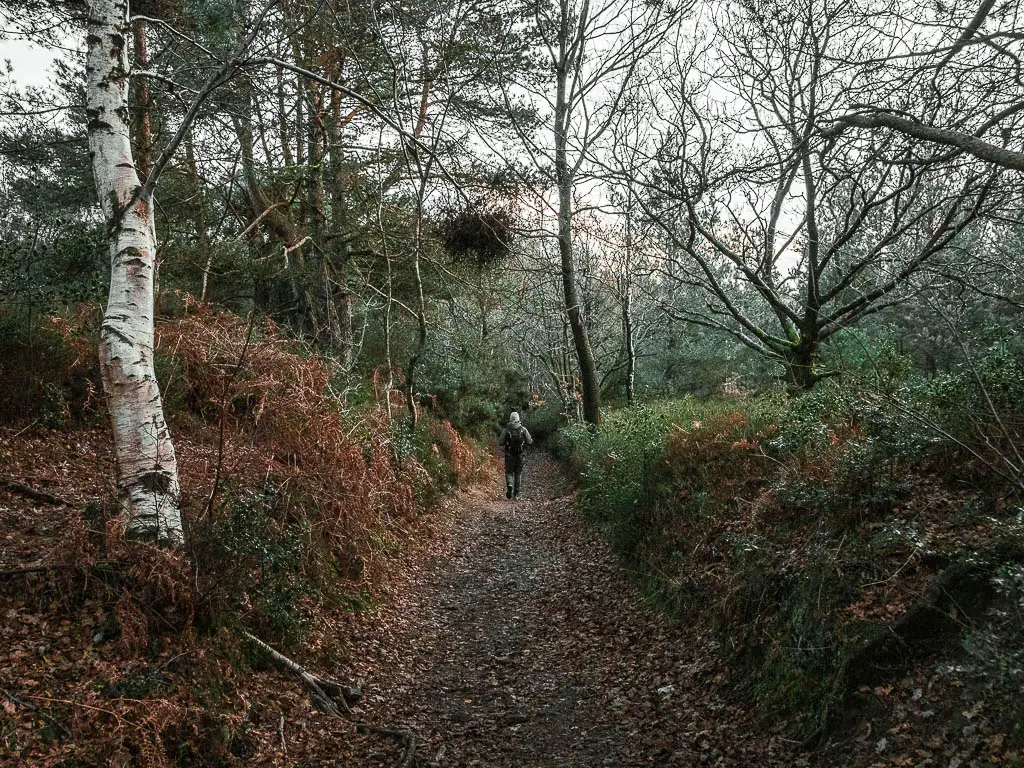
[{"left": 505, "top": 426, "right": 527, "bottom": 456}]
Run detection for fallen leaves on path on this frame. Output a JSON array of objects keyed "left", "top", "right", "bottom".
[{"left": 345, "top": 454, "right": 792, "bottom": 767}]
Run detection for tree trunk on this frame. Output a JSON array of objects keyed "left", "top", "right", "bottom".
[
  {"left": 276, "top": 42, "right": 294, "bottom": 167},
  {"left": 305, "top": 79, "right": 329, "bottom": 343},
  {"left": 384, "top": 248, "right": 396, "bottom": 421},
  {"left": 184, "top": 133, "right": 213, "bottom": 302},
  {"left": 622, "top": 188, "right": 638, "bottom": 405},
  {"left": 555, "top": 166, "right": 601, "bottom": 424},
  {"left": 405, "top": 208, "right": 428, "bottom": 427},
  {"left": 326, "top": 84, "right": 354, "bottom": 368},
  {"left": 554, "top": 43, "right": 601, "bottom": 425},
  {"left": 785, "top": 335, "right": 820, "bottom": 391},
  {"left": 621, "top": 283, "right": 636, "bottom": 404},
  {"left": 478, "top": 270, "right": 490, "bottom": 344},
  {"left": 232, "top": 105, "right": 313, "bottom": 329},
  {"left": 130, "top": 18, "right": 152, "bottom": 178},
  {"left": 86, "top": 0, "right": 182, "bottom": 543},
  {"left": 561, "top": 313, "right": 582, "bottom": 421},
  {"left": 335, "top": 264, "right": 354, "bottom": 369}
]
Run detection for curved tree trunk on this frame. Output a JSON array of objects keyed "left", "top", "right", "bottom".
[
  {"left": 554, "top": 55, "right": 601, "bottom": 425},
  {"left": 87, "top": 0, "right": 182, "bottom": 543},
  {"left": 233, "top": 98, "right": 312, "bottom": 330}
]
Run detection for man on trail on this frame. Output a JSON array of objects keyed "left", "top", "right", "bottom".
[{"left": 499, "top": 412, "right": 533, "bottom": 500}]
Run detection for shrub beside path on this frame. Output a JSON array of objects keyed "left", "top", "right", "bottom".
[{"left": 345, "top": 454, "right": 783, "bottom": 767}]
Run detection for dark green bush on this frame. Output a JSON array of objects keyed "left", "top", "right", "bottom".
[
  {"left": 0, "top": 309, "right": 102, "bottom": 426},
  {"left": 191, "top": 485, "right": 323, "bottom": 644},
  {"left": 961, "top": 562, "right": 1024, "bottom": 739},
  {"left": 522, "top": 400, "right": 565, "bottom": 443},
  {"left": 452, "top": 394, "right": 501, "bottom": 441},
  {"left": 563, "top": 396, "right": 785, "bottom": 582}
]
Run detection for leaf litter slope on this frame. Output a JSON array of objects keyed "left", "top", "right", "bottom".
[{"left": 350, "top": 454, "right": 780, "bottom": 767}]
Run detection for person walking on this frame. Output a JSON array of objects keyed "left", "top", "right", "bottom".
[{"left": 499, "top": 411, "right": 533, "bottom": 500}]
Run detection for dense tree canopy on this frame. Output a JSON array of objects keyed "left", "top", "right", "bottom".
[{"left": 1, "top": 0, "right": 1021, "bottom": 437}]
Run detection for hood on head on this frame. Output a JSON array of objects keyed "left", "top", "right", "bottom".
[{"left": 508, "top": 412, "right": 521, "bottom": 427}]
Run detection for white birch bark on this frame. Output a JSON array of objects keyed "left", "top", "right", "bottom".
[{"left": 86, "top": 0, "right": 183, "bottom": 543}]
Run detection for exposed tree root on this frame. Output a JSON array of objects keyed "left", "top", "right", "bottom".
[
  {"left": 0, "top": 477, "right": 70, "bottom": 506},
  {"left": 240, "top": 630, "right": 358, "bottom": 715},
  {"left": 239, "top": 630, "right": 416, "bottom": 766},
  {"left": 356, "top": 723, "right": 417, "bottom": 768}
]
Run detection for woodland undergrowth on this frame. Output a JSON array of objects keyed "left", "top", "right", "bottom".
[
  {"left": 561, "top": 361, "right": 1024, "bottom": 764},
  {"left": 0, "top": 300, "right": 488, "bottom": 767}
]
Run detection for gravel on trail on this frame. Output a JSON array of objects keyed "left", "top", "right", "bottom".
[{"left": 346, "top": 453, "right": 789, "bottom": 767}]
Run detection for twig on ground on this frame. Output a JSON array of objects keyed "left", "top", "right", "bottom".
[
  {"left": 2, "top": 688, "right": 73, "bottom": 737},
  {"left": 859, "top": 547, "right": 920, "bottom": 589},
  {"left": 0, "top": 477, "right": 71, "bottom": 506},
  {"left": 10, "top": 420, "right": 40, "bottom": 439}
]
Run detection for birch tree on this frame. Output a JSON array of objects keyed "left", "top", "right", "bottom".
[
  {"left": 85, "top": 0, "right": 268, "bottom": 541},
  {"left": 86, "top": 0, "right": 183, "bottom": 541}
]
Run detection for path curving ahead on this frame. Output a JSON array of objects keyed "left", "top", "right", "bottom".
[{"left": 349, "top": 454, "right": 781, "bottom": 767}]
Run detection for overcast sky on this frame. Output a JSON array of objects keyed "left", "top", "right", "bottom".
[{"left": 2, "top": 23, "right": 70, "bottom": 89}]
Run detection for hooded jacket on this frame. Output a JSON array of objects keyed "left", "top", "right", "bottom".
[{"left": 499, "top": 412, "right": 533, "bottom": 455}]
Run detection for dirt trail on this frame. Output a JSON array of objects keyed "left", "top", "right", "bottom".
[{"left": 349, "top": 454, "right": 783, "bottom": 767}]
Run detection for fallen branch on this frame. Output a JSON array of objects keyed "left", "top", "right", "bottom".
[
  {"left": 240, "top": 630, "right": 357, "bottom": 715},
  {"left": 239, "top": 630, "right": 416, "bottom": 766},
  {"left": 0, "top": 561, "right": 125, "bottom": 580},
  {"left": 1, "top": 688, "right": 72, "bottom": 737},
  {"left": 0, "top": 477, "right": 70, "bottom": 506}
]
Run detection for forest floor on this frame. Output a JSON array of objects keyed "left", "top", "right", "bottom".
[
  {"left": 3, "top": 428, "right": 1001, "bottom": 767},
  {"left": 343, "top": 453, "right": 790, "bottom": 767}
]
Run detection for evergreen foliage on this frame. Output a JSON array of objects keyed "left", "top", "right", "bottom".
[{"left": 563, "top": 358, "right": 1024, "bottom": 741}]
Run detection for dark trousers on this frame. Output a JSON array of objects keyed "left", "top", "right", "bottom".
[{"left": 504, "top": 453, "right": 524, "bottom": 495}]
